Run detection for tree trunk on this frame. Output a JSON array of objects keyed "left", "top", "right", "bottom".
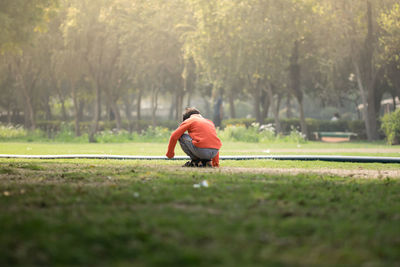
[
  {"left": 228, "top": 93, "right": 236, "bottom": 119},
  {"left": 353, "top": 63, "right": 371, "bottom": 140},
  {"left": 186, "top": 90, "right": 191, "bottom": 107},
  {"left": 260, "top": 87, "right": 270, "bottom": 123},
  {"left": 72, "top": 88, "right": 81, "bottom": 137},
  {"left": 136, "top": 88, "right": 142, "bottom": 132},
  {"left": 151, "top": 86, "right": 159, "bottom": 128},
  {"left": 276, "top": 94, "right": 282, "bottom": 117},
  {"left": 124, "top": 96, "right": 133, "bottom": 133},
  {"left": 78, "top": 100, "right": 84, "bottom": 123},
  {"left": 213, "top": 92, "right": 223, "bottom": 128},
  {"left": 289, "top": 40, "right": 307, "bottom": 137},
  {"left": 351, "top": 2, "right": 379, "bottom": 141},
  {"left": 45, "top": 96, "right": 52, "bottom": 121},
  {"left": 18, "top": 84, "right": 36, "bottom": 130},
  {"left": 60, "top": 97, "right": 67, "bottom": 122},
  {"left": 363, "top": 1, "right": 379, "bottom": 140},
  {"left": 249, "top": 77, "right": 262, "bottom": 124},
  {"left": 44, "top": 95, "right": 52, "bottom": 138},
  {"left": 89, "top": 84, "right": 101, "bottom": 142},
  {"left": 169, "top": 94, "right": 176, "bottom": 120},
  {"left": 6, "top": 106, "right": 11, "bottom": 124},
  {"left": 175, "top": 89, "right": 184, "bottom": 121},
  {"left": 23, "top": 105, "right": 30, "bottom": 129},
  {"left": 393, "top": 95, "right": 397, "bottom": 111},
  {"left": 266, "top": 84, "right": 281, "bottom": 134},
  {"left": 286, "top": 94, "right": 293, "bottom": 118},
  {"left": 12, "top": 109, "right": 20, "bottom": 124},
  {"left": 367, "top": 95, "right": 379, "bottom": 138},
  {"left": 104, "top": 85, "right": 121, "bottom": 131},
  {"left": 15, "top": 69, "right": 36, "bottom": 130},
  {"left": 110, "top": 98, "right": 121, "bottom": 131},
  {"left": 253, "top": 88, "right": 261, "bottom": 124},
  {"left": 297, "top": 97, "right": 307, "bottom": 138},
  {"left": 106, "top": 101, "right": 112, "bottom": 122},
  {"left": 203, "top": 98, "right": 211, "bottom": 119}
]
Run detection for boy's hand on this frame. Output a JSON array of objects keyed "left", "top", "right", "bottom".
[{"left": 166, "top": 152, "right": 174, "bottom": 159}]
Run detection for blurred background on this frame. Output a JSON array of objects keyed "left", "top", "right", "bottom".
[{"left": 0, "top": 0, "right": 399, "bottom": 142}]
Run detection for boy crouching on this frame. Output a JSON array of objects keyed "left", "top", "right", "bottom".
[{"left": 166, "top": 107, "right": 222, "bottom": 167}]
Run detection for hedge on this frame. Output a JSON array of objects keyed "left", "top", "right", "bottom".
[
  {"left": 14, "top": 117, "right": 378, "bottom": 140},
  {"left": 222, "top": 118, "right": 368, "bottom": 140}
]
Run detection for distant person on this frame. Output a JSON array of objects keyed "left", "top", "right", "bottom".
[
  {"left": 331, "top": 113, "right": 340, "bottom": 121},
  {"left": 166, "top": 107, "right": 222, "bottom": 167}
]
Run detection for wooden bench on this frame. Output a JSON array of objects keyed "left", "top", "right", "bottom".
[{"left": 313, "top": 132, "right": 357, "bottom": 143}]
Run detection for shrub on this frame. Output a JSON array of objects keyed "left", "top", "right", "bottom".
[
  {"left": 0, "top": 124, "right": 27, "bottom": 139},
  {"left": 138, "top": 126, "right": 171, "bottom": 142},
  {"left": 222, "top": 118, "right": 366, "bottom": 140},
  {"left": 285, "top": 125, "right": 307, "bottom": 144},
  {"left": 222, "top": 118, "right": 256, "bottom": 128},
  {"left": 381, "top": 109, "right": 400, "bottom": 145},
  {"left": 95, "top": 130, "right": 134, "bottom": 143},
  {"left": 258, "top": 123, "right": 277, "bottom": 142},
  {"left": 219, "top": 123, "right": 261, "bottom": 142},
  {"left": 219, "top": 122, "right": 305, "bottom": 143}
]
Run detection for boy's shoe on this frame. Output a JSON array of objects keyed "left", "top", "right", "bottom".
[
  {"left": 198, "top": 160, "right": 212, "bottom": 168},
  {"left": 182, "top": 161, "right": 193, "bottom": 167},
  {"left": 182, "top": 160, "right": 198, "bottom": 167},
  {"left": 204, "top": 161, "right": 213, "bottom": 168}
]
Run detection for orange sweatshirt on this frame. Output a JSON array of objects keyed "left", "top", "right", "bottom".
[{"left": 166, "top": 115, "right": 222, "bottom": 167}]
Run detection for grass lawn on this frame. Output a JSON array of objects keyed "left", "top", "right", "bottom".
[
  {"left": 1, "top": 142, "right": 400, "bottom": 265},
  {"left": 1, "top": 140, "right": 400, "bottom": 157}
]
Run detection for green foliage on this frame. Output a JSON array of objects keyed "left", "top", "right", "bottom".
[
  {"left": 0, "top": 124, "right": 27, "bottom": 139},
  {"left": 219, "top": 123, "right": 262, "bottom": 143},
  {"left": 379, "top": 3, "right": 400, "bottom": 62},
  {"left": 1, "top": 119, "right": 367, "bottom": 144},
  {"left": 0, "top": 0, "right": 58, "bottom": 52},
  {"left": 95, "top": 130, "right": 133, "bottom": 143},
  {"left": 381, "top": 109, "right": 400, "bottom": 145},
  {"left": 222, "top": 118, "right": 257, "bottom": 128},
  {"left": 137, "top": 126, "right": 171, "bottom": 142},
  {"left": 222, "top": 118, "right": 366, "bottom": 140},
  {"left": 285, "top": 125, "right": 307, "bottom": 144},
  {"left": 219, "top": 122, "right": 306, "bottom": 143},
  {"left": 93, "top": 127, "right": 172, "bottom": 143},
  {"left": 54, "top": 123, "right": 88, "bottom": 143},
  {"left": 1, "top": 0, "right": 400, "bottom": 143},
  {"left": 0, "top": 122, "right": 174, "bottom": 143}
]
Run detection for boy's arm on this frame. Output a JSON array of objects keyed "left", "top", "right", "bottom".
[
  {"left": 211, "top": 152, "right": 219, "bottom": 167},
  {"left": 166, "top": 121, "right": 191, "bottom": 158}
]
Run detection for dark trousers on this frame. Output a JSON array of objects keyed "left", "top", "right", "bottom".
[{"left": 179, "top": 134, "right": 218, "bottom": 161}]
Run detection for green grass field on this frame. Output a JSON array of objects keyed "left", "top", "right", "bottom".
[
  {"left": 1, "top": 140, "right": 400, "bottom": 156},
  {"left": 1, "top": 142, "right": 400, "bottom": 266}
]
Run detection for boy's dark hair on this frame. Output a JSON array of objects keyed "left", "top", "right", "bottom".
[{"left": 183, "top": 107, "right": 200, "bottom": 121}]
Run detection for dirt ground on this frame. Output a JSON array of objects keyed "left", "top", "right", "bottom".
[
  {"left": 165, "top": 166, "right": 400, "bottom": 179},
  {"left": 236, "top": 148, "right": 400, "bottom": 153},
  {"left": 218, "top": 167, "right": 400, "bottom": 179}
]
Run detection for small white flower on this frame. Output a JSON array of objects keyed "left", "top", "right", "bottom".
[
  {"left": 133, "top": 192, "right": 140, "bottom": 198},
  {"left": 201, "top": 180, "right": 209, "bottom": 187},
  {"left": 193, "top": 184, "right": 200, "bottom": 188}
]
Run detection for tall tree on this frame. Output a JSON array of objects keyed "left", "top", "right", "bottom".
[{"left": 0, "top": 0, "right": 58, "bottom": 52}]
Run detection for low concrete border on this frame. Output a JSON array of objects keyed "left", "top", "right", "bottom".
[{"left": 1, "top": 154, "right": 400, "bottom": 163}]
